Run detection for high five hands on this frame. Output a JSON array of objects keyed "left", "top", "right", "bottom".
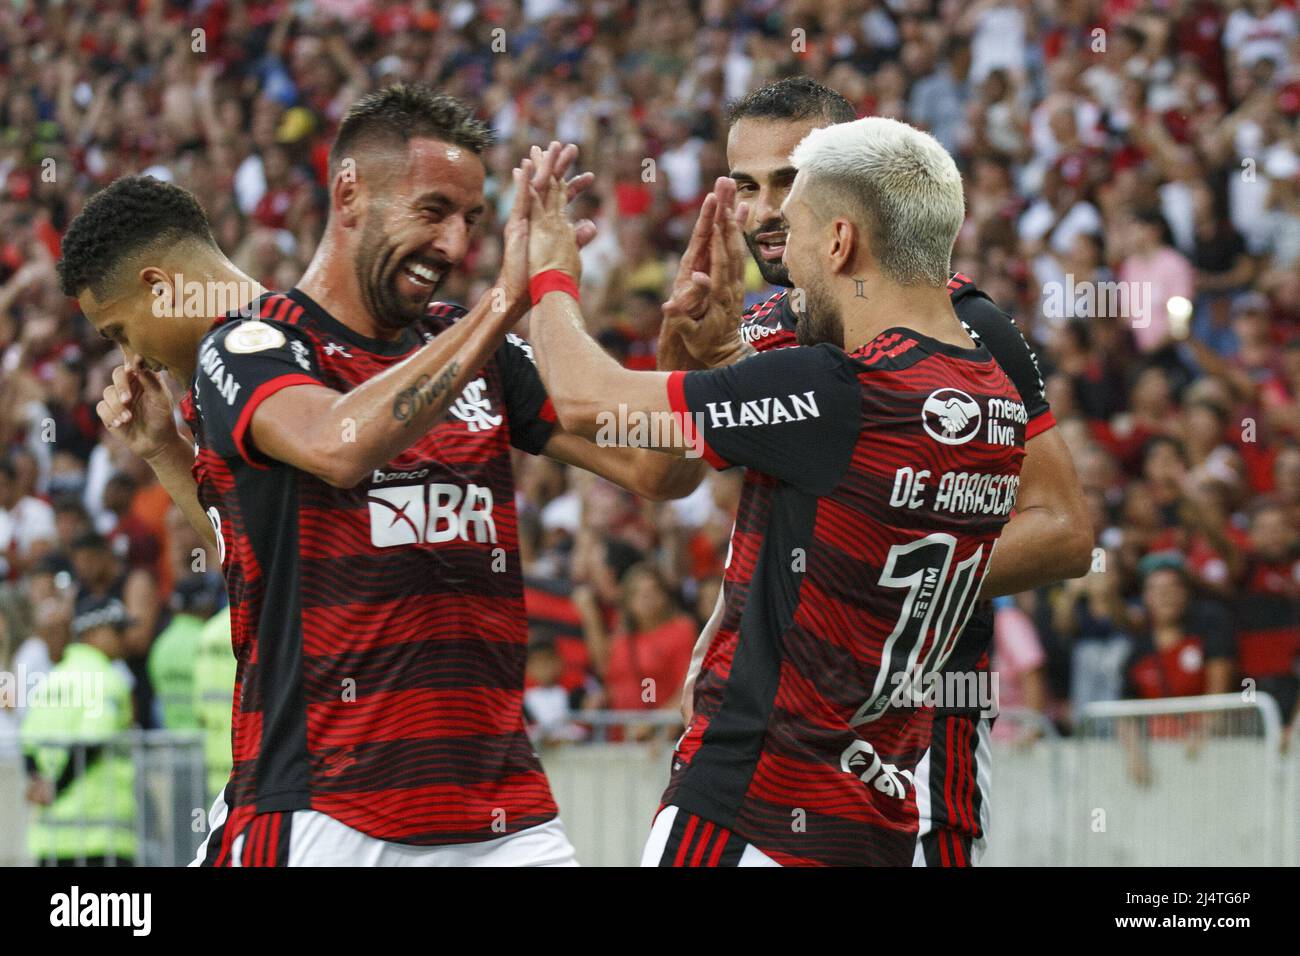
[
  {"left": 494, "top": 141, "right": 595, "bottom": 320},
  {"left": 661, "top": 177, "right": 753, "bottom": 368},
  {"left": 501, "top": 141, "right": 750, "bottom": 376}
]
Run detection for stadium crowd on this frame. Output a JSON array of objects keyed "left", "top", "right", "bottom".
[{"left": 0, "top": 0, "right": 1297, "bottom": 820}]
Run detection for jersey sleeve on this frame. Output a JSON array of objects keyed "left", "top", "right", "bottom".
[
  {"left": 666, "top": 344, "right": 861, "bottom": 495},
  {"left": 193, "top": 319, "right": 325, "bottom": 468},
  {"left": 499, "top": 331, "right": 558, "bottom": 455},
  {"left": 956, "top": 293, "right": 1055, "bottom": 439}
]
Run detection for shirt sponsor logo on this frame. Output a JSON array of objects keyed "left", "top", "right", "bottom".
[
  {"left": 839, "top": 739, "right": 914, "bottom": 799},
  {"left": 986, "top": 397, "right": 1027, "bottom": 446},
  {"left": 740, "top": 321, "right": 784, "bottom": 344},
  {"left": 290, "top": 340, "right": 313, "bottom": 371},
  {"left": 922, "top": 388, "right": 980, "bottom": 445},
  {"left": 448, "top": 378, "right": 502, "bottom": 433},
  {"left": 705, "top": 389, "right": 819, "bottom": 429},
  {"left": 372, "top": 467, "right": 430, "bottom": 484},
  {"left": 224, "top": 320, "right": 286, "bottom": 354},
  {"left": 323, "top": 341, "right": 352, "bottom": 358},
  {"left": 367, "top": 482, "right": 497, "bottom": 547},
  {"left": 198, "top": 339, "right": 241, "bottom": 406}
]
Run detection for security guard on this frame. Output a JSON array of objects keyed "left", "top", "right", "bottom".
[
  {"left": 21, "top": 596, "right": 136, "bottom": 865},
  {"left": 192, "top": 606, "right": 235, "bottom": 803},
  {"left": 148, "top": 575, "right": 222, "bottom": 730}
]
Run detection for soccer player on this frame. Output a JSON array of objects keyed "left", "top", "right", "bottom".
[
  {"left": 519, "top": 118, "right": 1027, "bottom": 865},
  {"left": 663, "top": 78, "right": 1091, "bottom": 866},
  {"left": 59, "top": 89, "right": 706, "bottom": 866}
]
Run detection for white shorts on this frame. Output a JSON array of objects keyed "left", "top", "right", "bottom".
[
  {"left": 912, "top": 716, "right": 991, "bottom": 867},
  {"left": 640, "top": 805, "right": 779, "bottom": 867},
  {"left": 191, "top": 788, "right": 578, "bottom": 867}
]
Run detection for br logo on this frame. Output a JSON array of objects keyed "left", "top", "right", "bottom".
[
  {"left": 922, "top": 388, "right": 981, "bottom": 445},
  {"left": 448, "top": 378, "right": 503, "bottom": 433},
  {"left": 367, "top": 483, "right": 497, "bottom": 547}
]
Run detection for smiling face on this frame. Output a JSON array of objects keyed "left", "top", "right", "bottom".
[
  {"left": 351, "top": 137, "right": 486, "bottom": 332},
  {"left": 727, "top": 117, "right": 826, "bottom": 287}
]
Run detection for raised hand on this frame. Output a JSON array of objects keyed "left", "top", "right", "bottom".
[
  {"left": 522, "top": 144, "right": 583, "bottom": 281},
  {"left": 662, "top": 177, "right": 752, "bottom": 368},
  {"left": 487, "top": 142, "right": 597, "bottom": 321},
  {"left": 96, "top": 363, "right": 181, "bottom": 461},
  {"left": 488, "top": 163, "right": 535, "bottom": 322}
]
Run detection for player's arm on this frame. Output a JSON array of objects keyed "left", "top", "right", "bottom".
[
  {"left": 97, "top": 364, "right": 216, "bottom": 549},
  {"left": 978, "top": 426, "right": 1093, "bottom": 597},
  {"left": 251, "top": 302, "right": 514, "bottom": 487},
  {"left": 541, "top": 431, "right": 706, "bottom": 502},
  {"left": 524, "top": 155, "right": 860, "bottom": 485},
  {"left": 491, "top": 317, "right": 707, "bottom": 501},
  {"left": 550, "top": 200, "right": 763, "bottom": 501},
  {"left": 960, "top": 297, "right": 1092, "bottom": 596}
]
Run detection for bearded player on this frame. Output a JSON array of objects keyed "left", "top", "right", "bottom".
[
  {"left": 520, "top": 117, "right": 1027, "bottom": 865},
  {"left": 60, "top": 88, "right": 707, "bottom": 866},
  {"left": 659, "top": 79, "right": 1090, "bottom": 865}
]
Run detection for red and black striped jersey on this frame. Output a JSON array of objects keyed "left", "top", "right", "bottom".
[
  {"left": 738, "top": 276, "right": 1055, "bottom": 859},
  {"left": 740, "top": 274, "right": 1056, "bottom": 440},
  {"left": 181, "top": 289, "right": 560, "bottom": 850},
  {"left": 662, "top": 328, "right": 1026, "bottom": 866}
]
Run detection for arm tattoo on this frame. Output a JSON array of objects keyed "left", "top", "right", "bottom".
[{"left": 392, "top": 360, "right": 462, "bottom": 423}]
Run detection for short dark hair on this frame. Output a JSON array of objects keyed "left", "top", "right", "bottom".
[
  {"left": 57, "top": 176, "right": 214, "bottom": 298},
  {"left": 725, "top": 77, "right": 857, "bottom": 128},
  {"left": 330, "top": 85, "right": 494, "bottom": 173}
]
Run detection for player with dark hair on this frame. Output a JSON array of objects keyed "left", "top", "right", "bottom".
[
  {"left": 659, "top": 76, "right": 1092, "bottom": 865},
  {"left": 58, "top": 174, "right": 256, "bottom": 548},
  {"left": 61, "top": 86, "right": 708, "bottom": 865}
]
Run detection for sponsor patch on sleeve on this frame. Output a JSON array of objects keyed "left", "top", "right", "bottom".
[{"left": 225, "top": 321, "right": 287, "bottom": 354}]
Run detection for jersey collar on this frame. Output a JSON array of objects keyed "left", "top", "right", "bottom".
[{"left": 287, "top": 287, "right": 424, "bottom": 357}]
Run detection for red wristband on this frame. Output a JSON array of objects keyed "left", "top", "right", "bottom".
[{"left": 529, "top": 269, "right": 579, "bottom": 305}]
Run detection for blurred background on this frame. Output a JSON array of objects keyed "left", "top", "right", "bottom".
[{"left": 0, "top": 0, "right": 1296, "bottom": 866}]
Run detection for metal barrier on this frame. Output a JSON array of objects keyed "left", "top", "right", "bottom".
[
  {"left": 1068, "top": 693, "right": 1286, "bottom": 866},
  {"left": 536, "top": 710, "right": 680, "bottom": 867},
  {"left": 1287, "top": 734, "right": 1300, "bottom": 868},
  {"left": 980, "top": 709, "right": 1065, "bottom": 867},
  {"left": 0, "top": 700, "right": 1291, "bottom": 866},
  {"left": 0, "top": 730, "right": 209, "bottom": 867}
]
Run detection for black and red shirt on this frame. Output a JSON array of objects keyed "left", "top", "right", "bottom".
[
  {"left": 183, "top": 290, "right": 559, "bottom": 855},
  {"left": 737, "top": 275, "right": 1054, "bottom": 862},
  {"left": 1123, "top": 631, "right": 1230, "bottom": 700},
  {"left": 739, "top": 275, "right": 1054, "bottom": 440},
  {"left": 661, "top": 324, "right": 1026, "bottom": 866},
  {"left": 1233, "top": 553, "right": 1300, "bottom": 679}
]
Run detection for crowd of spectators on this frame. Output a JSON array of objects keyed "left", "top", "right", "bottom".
[{"left": 0, "top": 0, "right": 1296, "bottom": 773}]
